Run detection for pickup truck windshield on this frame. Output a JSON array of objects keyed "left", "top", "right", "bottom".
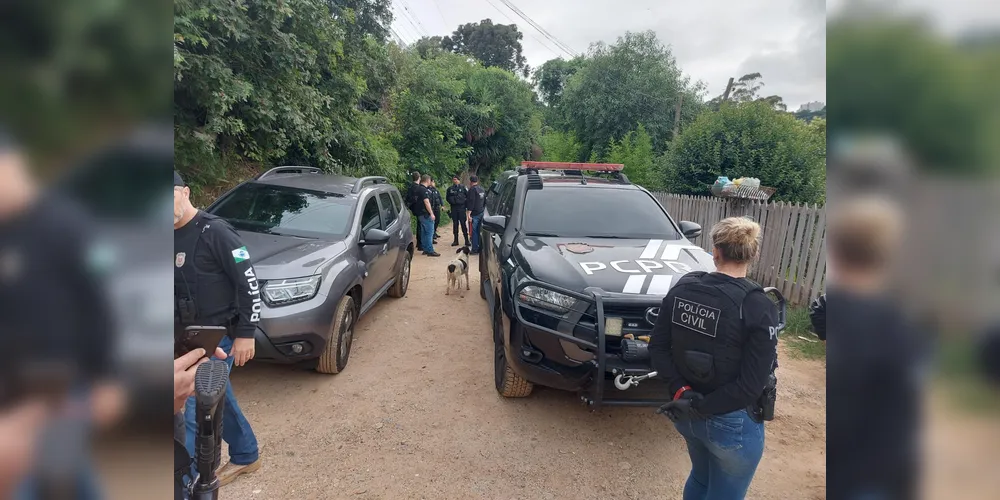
[{"left": 521, "top": 187, "right": 681, "bottom": 239}]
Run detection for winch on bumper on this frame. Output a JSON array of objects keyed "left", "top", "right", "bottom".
[
  {"left": 507, "top": 279, "right": 787, "bottom": 408},
  {"left": 510, "top": 279, "right": 671, "bottom": 408}
]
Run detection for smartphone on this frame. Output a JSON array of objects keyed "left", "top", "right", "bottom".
[{"left": 174, "top": 326, "right": 228, "bottom": 359}]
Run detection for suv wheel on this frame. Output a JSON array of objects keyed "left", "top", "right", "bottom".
[
  {"left": 492, "top": 301, "right": 533, "bottom": 398},
  {"left": 317, "top": 295, "right": 356, "bottom": 374},
  {"left": 480, "top": 269, "right": 487, "bottom": 300},
  {"left": 388, "top": 251, "right": 411, "bottom": 298}
]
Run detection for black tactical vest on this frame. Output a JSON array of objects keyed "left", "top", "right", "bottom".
[{"left": 667, "top": 272, "right": 763, "bottom": 393}]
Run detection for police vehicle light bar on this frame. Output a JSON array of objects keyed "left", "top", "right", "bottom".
[{"left": 520, "top": 161, "right": 624, "bottom": 172}]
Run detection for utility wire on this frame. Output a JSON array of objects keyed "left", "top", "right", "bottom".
[
  {"left": 496, "top": 0, "right": 578, "bottom": 57},
  {"left": 479, "top": 0, "right": 564, "bottom": 59},
  {"left": 398, "top": 0, "right": 430, "bottom": 36}
]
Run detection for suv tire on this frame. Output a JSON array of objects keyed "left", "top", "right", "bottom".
[
  {"left": 388, "top": 251, "right": 412, "bottom": 298},
  {"left": 480, "top": 269, "right": 487, "bottom": 300},
  {"left": 492, "top": 300, "right": 533, "bottom": 397},
  {"left": 317, "top": 295, "right": 356, "bottom": 374}
]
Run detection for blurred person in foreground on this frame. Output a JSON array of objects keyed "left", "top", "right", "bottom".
[
  {"left": 650, "top": 217, "right": 779, "bottom": 500},
  {"left": 0, "top": 127, "right": 126, "bottom": 498},
  {"left": 174, "top": 172, "right": 261, "bottom": 486},
  {"left": 174, "top": 170, "right": 263, "bottom": 486},
  {"left": 814, "top": 196, "right": 927, "bottom": 500}
]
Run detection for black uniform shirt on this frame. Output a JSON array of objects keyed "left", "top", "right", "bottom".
[
  {"left": 428, "top": 187, "right": 443, "bottom": 212},
  {"left": 174, "top": 211, "right": 259, "bottom": 339},
  {"left": 466, "top": 185, "right": 486, "bottom": 216},
  {"left": 446, "top": 184, "right": 468, "bottom": 212},
  {"left": 412, "top": 184, "right": 431, "bottom": 217},
  {"left": 0, "top": 195, "right": 115, "bottom": 401},
  {"left": 648, "top": 273, "right": 779, "bottom": 415}
]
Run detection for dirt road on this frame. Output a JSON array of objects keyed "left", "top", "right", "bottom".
[{"left": 216, "top": 253, "right": 827, "bottom": 499}]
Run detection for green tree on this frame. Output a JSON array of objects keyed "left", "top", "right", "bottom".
[
  {"left": 707, "top": 73, "right": 786, "bottom": 111},
  {"left": 606, "top": 124, "right": 657, "bottom": 189},
  {"left": 559, "top": 31, "right": 705, "bottom": 159},
  {"left": 392, "top": 51, "right": 475, "bottom": 180},
  {"left": 442, "top": 19, "right": 530, "bottom": 77},
  {"left": 459, "top": 67, "right": 539, "bottom": 177},
  {"left": 664, "top": 101, "right": 825, "bottom": 204},
  {"left": 532, "top": 56, "right": 586, "bottom": 106},
  {"left": 173, "top": 0, "right": 401, "bottom": 187},
  {"left": 537, "top": 129, "right": 582, "bottom": 162},
  {"left": 412, "top": 36, "right": 446, "bottom": 59}
]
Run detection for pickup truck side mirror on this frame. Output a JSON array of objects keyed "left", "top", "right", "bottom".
[
  {"left": 360, "top": 228, "right": 390, "bottom": 246},
  {"left": 678, "top": 221, "right": 702, "bottom": 239},
  {"left": 482, "top": 215, "right": 506, "bottom": 233}
]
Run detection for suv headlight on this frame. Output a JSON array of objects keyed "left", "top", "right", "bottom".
[
  {"left": 518, "top": 286, "right": 576, "bottom": 314},
  {"left": 262, "top": 275, "right": 322, "bottom": 306}
]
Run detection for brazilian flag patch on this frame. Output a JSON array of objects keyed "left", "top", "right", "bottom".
[{"left": 232, "top": 246, "right": 250, "bottom": 263}]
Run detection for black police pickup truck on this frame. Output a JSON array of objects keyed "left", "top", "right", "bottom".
[{"left": 479, "top": 162, "right": 718, "bottom": 408}]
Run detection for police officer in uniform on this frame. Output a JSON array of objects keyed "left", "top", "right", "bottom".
[
  {"left": 465, "top": 175, "right": 487, "bottom": 254},
  {"left": 173, "top": 171, "right": 262, "bottom": 487},
  {"left": 649, "top": 217, "right": 778, "bottom": 500},
  {"left": 404, "top": 171, "right": 421, "bottom": 214},
  {"left": 445, "top": 175, "right": 469, "bottom": 247},
  {"left": 428, "top": 178, "right": 443, "bottom": 243}
]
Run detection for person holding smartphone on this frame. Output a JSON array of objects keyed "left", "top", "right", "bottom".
[{"left": 173, "top": 170, "right": 262, "bottom": 486}]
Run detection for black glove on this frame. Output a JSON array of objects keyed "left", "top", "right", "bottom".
[
  {"left": 808, "top": 294, "right": 826, "bottom": 341},
  {"left": 656, "top": 391, "right": 704, "bottom": 422}
]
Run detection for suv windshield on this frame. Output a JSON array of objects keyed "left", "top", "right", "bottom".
[
  {"left": 210, "top": 183, "right": 353, "bottom": 239},
  {"left": 522, "top": 186, "right": 681, "bottom": 239}
]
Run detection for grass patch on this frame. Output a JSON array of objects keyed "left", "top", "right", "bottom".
[{"left": 780, "top": 306, "right": 826, "bottom": 361}]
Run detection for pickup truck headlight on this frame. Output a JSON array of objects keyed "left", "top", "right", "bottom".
[
  {"left": 518, "top": 286, "right": 576, "bottom": 314},
  {"left": 262, "top": 275, "right": 322, "bottom": 306}
]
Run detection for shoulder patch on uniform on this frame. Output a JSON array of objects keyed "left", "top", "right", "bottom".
[{"left": 232, "top": 246, "right": 250, "bottom": 263}]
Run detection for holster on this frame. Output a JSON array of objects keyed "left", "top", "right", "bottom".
[{"left": 748, "top": 373, "right": 777, "bottom": 423}]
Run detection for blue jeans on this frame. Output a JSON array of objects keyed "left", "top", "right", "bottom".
[
  {"left": 15, "top": 388, "right": 102, "bottom": 500},
  {"left": 184, "top": 335, "right": 259, "bottom": 466},
  {"left": 673, "top": 409, "right": 765, "bottom": 500},
  {"left": 470, "top": 214, "right": 482, "bottom": 252},
  {"left": 419, "top": 215, "right": 435, "bottom": 253}
]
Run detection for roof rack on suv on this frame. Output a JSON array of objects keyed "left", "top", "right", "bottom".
[
  {"left": 257, "top": 166, "right": 322, "bottom": 180},
  {"left": 351, "top": 176, "right": 389, "bottom": 193},
  {"left": 518, "top": 161, "right": 630, "bottom": 184}
]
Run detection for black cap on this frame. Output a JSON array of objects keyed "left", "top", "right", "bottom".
[
  {"left": 452, "top": 174, "right": 459, "bottom": 180},
  {"left": 174, "top": 170, "right": 186, "bottom": 187},
  {"left": 469, "top": 175, "right": 479, "bottom": 183}
]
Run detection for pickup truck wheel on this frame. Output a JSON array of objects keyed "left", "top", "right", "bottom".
[
  {"left": 317, "top": 295, "right": 355, "bottom": 374},
  {"left": 388, "top": 251, "right": 411, "bottom": 298},
  {"left": 493, "top": 302, "right": 533, "bottom": 397},
  {"left": 479, "top": 269, "right": 487, "bottom": 300}
]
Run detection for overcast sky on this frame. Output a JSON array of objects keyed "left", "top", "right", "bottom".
[{"left": 390, "top": 0, "right": 826, "bottom": 110}]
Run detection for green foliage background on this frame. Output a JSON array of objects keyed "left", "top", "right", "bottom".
[{"left": 172, "top": 1, "right": 838, "bottom": 206}]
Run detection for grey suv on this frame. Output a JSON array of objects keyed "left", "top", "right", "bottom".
[{"left": 206, "top": 166, "right": 414, "bottom": 374}]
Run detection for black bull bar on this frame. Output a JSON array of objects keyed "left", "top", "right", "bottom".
[{"left": 511, "top": 280, "right": 787, "bottom": 409}]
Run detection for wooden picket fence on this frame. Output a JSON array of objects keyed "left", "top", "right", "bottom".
[{"left": 651, "top": 192, "right": 827, "bottom": 306}]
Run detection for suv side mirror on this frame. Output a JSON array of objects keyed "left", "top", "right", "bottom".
[
  {"left": 482, "top": 215, "right": 506, "bottom": 233},
  {"left": 360, "top": 228, "right": 390, "bottom": 246},
  {"left": 678, "top": 221, "right": 702, "bottom": 239}
]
